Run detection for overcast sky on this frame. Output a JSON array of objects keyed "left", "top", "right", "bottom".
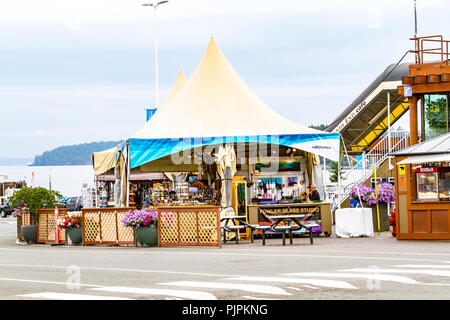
[{"left": 1, "top": 0, "right": 449, "bottom": 158}]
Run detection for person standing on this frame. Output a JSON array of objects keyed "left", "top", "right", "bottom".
[{"left": 308, "top": 184, "right": 321, "bottom": 201}]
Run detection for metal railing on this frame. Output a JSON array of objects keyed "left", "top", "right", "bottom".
[
  {"left": 327, "top": 131, "right": 409, "bottom": 211},
  {"left": 411, "top": 35, "right": 450, "bottom": 65}
]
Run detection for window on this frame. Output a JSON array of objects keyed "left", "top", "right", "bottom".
[{"left": 423, "top": 94, "right": 449, "bottom": 140}]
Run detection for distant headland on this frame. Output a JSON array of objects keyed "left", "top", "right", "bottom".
[{"left": 29, "top": 141, "right": 123, "bottom": 166}]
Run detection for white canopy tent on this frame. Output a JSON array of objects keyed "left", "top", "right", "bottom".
[{"left": 129, "top": 38, "right": 341, "bottom": 169}]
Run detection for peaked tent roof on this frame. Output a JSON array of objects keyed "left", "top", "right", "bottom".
[
  {"left": 129, "top": 38, "right": 340, "bottom": 167},
  {"left": 159, "top": 69, "right": 187, "bottom": 108},
  {"left": 132, "top": 38, "right": 325, "bottom": 139}
]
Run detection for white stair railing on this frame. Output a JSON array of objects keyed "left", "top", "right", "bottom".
[{"left": 327, "top": 131, "right": 409, "bottom": 211}]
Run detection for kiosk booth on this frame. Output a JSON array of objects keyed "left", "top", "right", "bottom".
[
  {"left": 394, "top": 133, "right": 450, "bottom": 239},
  {"left": 94, "top": 38, "right": 341, "bottom": 244}
]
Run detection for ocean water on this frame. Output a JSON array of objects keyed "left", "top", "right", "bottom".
[{"left": 0, "top": 165, "right": 95, "bottom": 197}]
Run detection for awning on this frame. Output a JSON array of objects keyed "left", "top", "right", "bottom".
[
  {"left": 92, "top": 143, "right": 125, "bottom": 175},
  {"left": 397, "top": 153, "right": 450, "bottom": 165}
]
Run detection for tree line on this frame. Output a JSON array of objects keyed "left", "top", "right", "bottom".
[{"left": 31, "top": 141, "right": 123, "bottom": 166}]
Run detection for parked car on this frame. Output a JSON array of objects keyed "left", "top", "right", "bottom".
[
  {"left": 0, "top": 201, "right": 13, "bottom": 218},
  {"left": 65, "top": 196, "right": 82, "bottom": 212}
]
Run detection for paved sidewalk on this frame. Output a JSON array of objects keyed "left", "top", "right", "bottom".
[
  {"left": 2, "top": 216, "right": 450, "bottom": 255},
  {"left": 221, "top": 226, "right": 450, "bottom": 255}
]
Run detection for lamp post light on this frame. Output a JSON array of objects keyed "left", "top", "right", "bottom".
[{"left": 142, "top": 1, "right": 169, "bottom": 110}]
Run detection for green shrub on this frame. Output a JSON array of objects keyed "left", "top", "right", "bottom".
[{"left": 9, "top": 187, "right": 62, "bottom": 224}]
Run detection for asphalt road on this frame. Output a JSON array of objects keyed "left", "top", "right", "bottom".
[{"left": 1, "top": 216, "right": 450, "bottom": 301}]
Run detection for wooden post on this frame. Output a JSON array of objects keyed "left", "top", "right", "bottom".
[
  {"left": 55, "top": 207, "right": 60, "bottom": 245},
  {"left": 409, "top": 95, "right": 419, "bottom": 146},
  {"left": 373, "top": 168, "right": 381, "bottom": 232}
]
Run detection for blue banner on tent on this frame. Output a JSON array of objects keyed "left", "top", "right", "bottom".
[{"left": 128, "top": 133, "right": 340, "bottom": 168}]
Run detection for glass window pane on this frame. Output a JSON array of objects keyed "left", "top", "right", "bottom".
[
  {"left": 416, "top": 172, "right": 438, "bottom": 201},
  {"left": 424, "top": 94, "right": 447, "bottom": 140}
]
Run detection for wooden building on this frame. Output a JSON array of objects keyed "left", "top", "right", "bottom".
[{"left": 394, "top": 35, "right": 450, "bottom": 240}]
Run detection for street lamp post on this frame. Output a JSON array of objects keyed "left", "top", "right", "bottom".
[{"left": 142, "top": 1, "right": 169, "bottom": 110}]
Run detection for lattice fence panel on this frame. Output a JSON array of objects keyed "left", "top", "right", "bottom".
[
  {"left": 35, "top": 209, "right": 67, "bottom": 244},
  {"left": 117, "top": 212, "right": 135, "bottom": 243},
  {"left": 179, "top": 211, "right": 197, "bottom": 244},
  {"left": 37, "top": 214, "right": 48, "bottom": 243},
  {"left": 100, "top": 212, "right": 118, "bottom": 243},
  {"left": 47, "top": 213, "right": 66, "bottom": 242},
  {"left": 21, "top": 213, "right": 32, "bottom": 226},
  {"left": 198, "top": 211, "right": 219, "bottom": 245},
  {"left": 82, "top": 208, "right": 135, "bottom": 245},
  {"left": 83, "top": 212, "right": 100, "bottom": 244},
  {"left": 159, "top": 211, "right": 179, "bottom": 245},
  {"left": 158, "top": 206, "right": 220, "bottom": 247}
]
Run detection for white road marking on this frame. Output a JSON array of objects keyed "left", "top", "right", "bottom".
[
  {"left": 301, "top": 285, "right": 319, "bottom": 290},
  {"left": 224, "top": 276, "right": 357, "bottom": 289},
  {"left": 242, "top": 295, "right": 279, "bottom": 300},
  {"left": 285, "top": 272, "right": 418, "bottom": 284},
  {"left": 0, "top": 263, "right": 236, "bottom": 278},
  {"left": 286, "top": 286, "right": 303, "bottom": 291},
  {"left": 0, "top": 277, "right": 99, "bottom": 288},
  {"left": 92, "top": 286, "right": 217, "bottom": 300},
  {"left": 394, "top": 264, "right": 450, "bottom": 269},
  {"left": 159, "top": 281, "right": 290, "bottom": 296},
  {"left": 18, "top": 292, "right": 133, "bottom": 300},
  {"left": 342, "top": 268, "right": 450, "bottom": 278},
  {"left": 2, "top": 247, "right": 450, "bottom": 262}
]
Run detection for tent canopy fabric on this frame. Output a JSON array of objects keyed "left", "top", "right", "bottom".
[
  {"left": 92, "top": 147, "right": 121, "bottom": 176},
  {"left": 129, "top": 38, "right": 340, "bottom": 168},
  {"left": 160, "top": 70, "right": 187, "bottom": 108},
  {"left": 92, "top": 142, "right": 126, "bottom": 175}
]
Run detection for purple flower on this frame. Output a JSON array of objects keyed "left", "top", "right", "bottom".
[
  {"left": 350, "top": 182, "right": 395, "bottom": 205},
  {"left": 122, "top": 209, "right": 158, "bottom": 228},
  {"left": 12, "top": 206, "right": 29, "bottom": 217}
]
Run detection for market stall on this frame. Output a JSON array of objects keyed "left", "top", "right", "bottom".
[
  {"left": 393, "top": 132, "right": 450, "bottom": 239},
  {"left": 116, "top": 38, "right": 340, "bottom": 242}
]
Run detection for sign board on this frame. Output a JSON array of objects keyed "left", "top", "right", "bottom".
[
  {"left": 257, "top": 206, "right": 321, "bottom": 233},
  {"left": 403, "top": 85, "right": 412, "bottom": 97},
  {"left": 398, "top": 165, "right": 407, "bottom": 191}
]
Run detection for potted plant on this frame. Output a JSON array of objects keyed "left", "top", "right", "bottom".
[
  {"left": 9, "top": 187, "right": 62, "bottom": 244},
  {"left": 375, "top": 182, "right": 395, "bottom": 232},
  {"left": 12, "top": 206, "right": 34, "bottom": 243},
  {"left": 349, "top": 183, "right": 393, "bottom": 232},
  {"left": 57, "top": 212, "right": 83, "bottom": 245},
  {"left": 122, "top": 209, "right": 158, "bottom": 247}
]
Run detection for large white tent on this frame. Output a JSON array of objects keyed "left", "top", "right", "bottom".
[{"left": 129, "top": 38, "right": 340, "bottom": 168}]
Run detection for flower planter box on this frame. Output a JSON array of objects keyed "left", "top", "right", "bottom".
[
  {"left": 21, "top": 225, "right": 37, "bottom": 244},
  {"left": 370, "top": 203, "right": 390, "bottom": 232},
  {"left": 68, "top": 227, "right": 83, "bottom": 245},
  {"left": 135, "top": 226, "right": 158, "bottom": 247}
]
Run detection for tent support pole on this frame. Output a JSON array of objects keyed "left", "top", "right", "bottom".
[
  {"left": 126, "top": 141, "right": 130, "bottom": 207},
  {"left": 341, "top": 138, "right": 364, "bottom": 208}
]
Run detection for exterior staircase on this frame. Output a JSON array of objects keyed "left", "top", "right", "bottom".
[{"left": 326, "top": 130, "right": 410, "bottom": 212}]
